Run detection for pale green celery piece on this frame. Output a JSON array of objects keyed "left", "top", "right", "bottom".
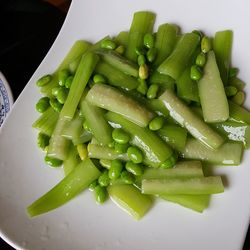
[
  {"left": 114, "top": 31, "right": 129, "bottom": 47},
  {"left": 27, "top": 158, "right": 101, "bottom": 217},
  {"left": 32, "top": 107, "right": 59, "bottom": 136},
  {"left": 229, "top": 100, "right": 250, "bottom": 125},
  {"left": 63, "top": 144, "right": 80, "bottom": 176},
  {"left": 86, "top": 84, "right": 154, "bottom": 127},
  {"left": 180, "top": 138, "right": 243, "bottom": 165},
  {"left": 159, "top": 89, "right": 224, "bottom": 149},
  {"left": 198, "top": 51, "right": 229, "bottom": 122},
  {"left": 142, "top": 176, "right": 224, "bottom": 195},
  {"left": 107, "top": 184, "right": 153, "bottom": 220}
]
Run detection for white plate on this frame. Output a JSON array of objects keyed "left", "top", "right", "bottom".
[{"left": 0, "top": 0, "right": 250, "bottom": 249}]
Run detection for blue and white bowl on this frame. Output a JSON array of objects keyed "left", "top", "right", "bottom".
[{"left": 0, "top": 72, "right": 13, "bottom": 127}]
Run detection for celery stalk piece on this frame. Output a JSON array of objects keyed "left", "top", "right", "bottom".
[
  {"left": 107, "top": 184, "right": 153, "bottom": 220},
  {"left": 63, "top": 144, "right": 80, "bottom": 176},
  {"left": 126, "top": 11, "right": 156, "bottom": 62},
  {"left": 96, "top": 49, "right": 138, "bottom": 77},
  {"left": 142, "top": 161, "right": 204, "bottom": 180},
  {"left": 229, "top": 100, "right": 250, "bottom": 124},
  {"left": 213, "top": 30, "right": 233, "bottom": 84},
  {"left": 61, "top": 114, "right": 83, "bottom": 140},
  {"left": 176, "top": 67, "right": 199, "bottom": 103},
  {"left": 32, "top": 107, "right": 59, "bottom": 136},
  {"left": 87, "top": 144, "right": 129, "bottom": 161},
  {"left": 159, "top": 89, "right": 224, "bottom": 149},
  {"left": 146, "top": 99, "right": 169, "bottom": 117},
  {"left": 157, "top": 33, "right": 200, "bottom": 80},
  {"left": 47, "top": 117, "right": 70, "bottom": 161},
  {"left": 27, "top": 158, "right": 101, "bottom": 217},
  {"left": 60, "top": 52, "right": 99, "bottom": 120},
  {"left": 41, "top": 41, "right": 91, "bottom": 96},
  {"left": 86, "top": 84, "right": 154, "bottom": 127},
  {"left": 72, "top": 130, "right": 92, "bottom": 146},
  {"left": 95, "top": 61, "right": 139, "bottom": 90},
  {"left": 80, "top": 100, "right": 113, "bottom": 146},
  {"left": 180, "top": 138, "right": 243, "bottom": 165},
  {"left": 142, "top": 176, "right": 224, "bottom": 195},
  {"left": 157, "top": 125, "right": 187, "bottom": 151},
  {"left": 106, "top": 111, "right": 173, "bottom": 167},
  {"left": 153, "top": 23, "right": 179, "bottom": 68},
  {"left": 114, "top": 31, "right": 129, "bottom": 47},
  {"left": 198, "top": 51, "right": 229, "bottom": 122},
  {"left": 160, "top": 194, "right": 210, "bottom": 213}
]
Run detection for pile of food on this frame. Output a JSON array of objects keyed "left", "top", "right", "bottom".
[{"left": 27, "top": 11, "right": 249, "bottom": 220}]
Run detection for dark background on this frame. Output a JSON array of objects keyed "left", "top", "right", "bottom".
[{"left": 0, "top": 0, "right": 249, "bottom": 249}]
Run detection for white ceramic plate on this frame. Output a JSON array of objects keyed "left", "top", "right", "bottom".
[{"left": 1, "top": 0, "right": 250, "bottom": 249}]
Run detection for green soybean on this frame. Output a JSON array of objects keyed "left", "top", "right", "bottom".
[
  {"left": 51, "top": 87, "right": 61, "bottom": 97},
  {"left": 232, "top": 91, "right": 245, "bottom": 106},
  {"left": 112, "top": 128, "right": 130, "bottom": 144},
  {"left": 144, "top": 33, "right": 154, "bottom": 49},
  {"left": 65, "top": 75, "right": 74, "bottom": 89},
  {"left": 109, "top": 159, "right": 123, "bottom": 180},
  {"left": 120, "top": 170, "right": 135, "bottom": 184},
  {"left": 190, "top": 65, "right": 203, "bottom": 81},
  {"left": 147, "top": 84, "right": 159, "bottom": 99},
  {"left": 101, "top": 39, "right": 117, "bottom": 50},
  {"left": 127, "top": 146, "right": 143, "bottom": 163},
  {"left": 201, "top": 36, "right": 212, "bottom": 53},
  {"left": 93, "top": 74, "right": 106, "bottom": 83},
  {"left": 89, "top": 179, "right": 98, "bottom": 191},
  {"left": 49, "top": 98, "right": 63, "bottom": 112},
  {"left": 98, "top": 170, "right": 110, "bottom": 187},
  {"left": 44, "top": 155, "right": 63, "bottom": 167},
  {"left": 137, "top": 79, "right": 148, "bottom": 95},
  {"left": 147, "top": 48, "right": 157, "bottom": 62},
  {"left": 196, "top": 52, "right": 206, "bottom": 67},
  {"left": 139, "top": 64, "right": 149, "bottom": 80},
  {"left": 99, "top": 159, "right": 112, "bottom": 169},
  {"left": 36, "top": 97, "right": 50, "bottom": 113},
  {"left": 36, "top": 74, "right": 52, "bottom": 87},
  {"left": 57, "top": 88, "right": 69, "bottom": 104},
  {"left": 58, "top": 69, "right": 70, "bottom": 86},
  {"left": 125, "top": 161, "right": 143, "bottom": 176},
  {"left": 83, "top": 120, "right": 92, "bottom": 132},
  {"left": 138, "top": 54, "right": 146, "bottom": 66},
  {"left": 94, "top": 185, "right": 108, "bottom": 204},
  {"left": 229, "top": 67, "right": 239, "bottom": 78},
  {"left": 115, "top": 45, "right": 125, "bottom": 54},
  {"left": 135, "top": 47, "right": 147, "bottom": 56},
  {"left": 225, "top": 86, "right": 238, "bottom": 97},
  {"left": 149, "top": 116, "right": 165, "bottom": 131},
  {"left": 114, "top": 143, "right": 129, "bottom": 153},
  {"left": 37, "top": 132, "right": 50, "bottom": 150}
]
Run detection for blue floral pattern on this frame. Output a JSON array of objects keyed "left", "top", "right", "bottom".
[{"left": 0, "top": 78, "right": 11, "bottom": 127}]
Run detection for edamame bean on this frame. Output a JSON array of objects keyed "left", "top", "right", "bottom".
[
  {"left": 36, "top": 74, "right": 52, "bottom": 87},
  {"left": 44, "top": 155, "right": 63, "bottom": 167},
  {"left": 99, "top": 159, "right": 112, "bottom": 169},
  {"left": 37, "top": 132, "right": 50, "bottom": 150},
  {"left": 94, "top": 185, "right": 108, "bottom": 204},
  {"left": 147, "top": 84, "right": 159, "bottom": 99},
  {"left": 232, "top": 91, "right": 245, "bottom": 106},
  {"left": 89, "top": 180, "right": 98, "bottom": 191},
  {"left": 101, "top": 39, "right": 117, "bottom": 50},
  {"left": 50, "top": 98, "right": 63, "bottom": 112},
  {"left": 135, "top": 47, "right": 147, "bottom": 56},
  {"left": 109, "top": 159, "right": 123, "bottom": 180},
  {"left": 125, "top": 161, "right": 143, "bottom": 176},
  {"left": 201, "top": 36, "right": 212, "bottom": 53},
  {"left": 138, "top": 54, "right": 146, "bottom": 66},
  {"left": 120, "top": 170, "right": 135, "bottom": 184},
  {"left": 147, "top": 48, "right": 157, "bottom": 62},
  {"left": 112, "top": 128, "right": 130, "bottom": 144},
  {"left": 65, "top": 75, "right": 74, "bottom": 89},
  {"left": 229, "top": 67, "right": 239, "bottom": 78},
  {"left": 195, "top": 52, "right": 206, "bottom": 67},
  {"left": 149, "top": 116, "right": 165, "bottom": 131},
  {"left": 36, "top": 97, "right": 50, "bottom": 113},
  {"left": 139, "top": 64, "right": 149, "bottom": 80},
  {"left": 114, "top": 142, "right": 129, "bottom": 153},
  {"left": 83, "top": 120, "right": 92, "bottom": 132},
  {"left": 144, "top": 33, "right": 154, "bottom": 49},
  {"left": 93, "top": 74, "right": 106, "bottom": 83},
  {"left": 225, "top": 86, "right": 238, "bottom": 97},
  {"left": 160, "top": 153, "right": 178, "bottom": 169},
  {"left": 58, "top": 69, "right": 70, "bottom": 86},
  {"left": 57, "top": 88, "right": 69, "bottom": 104},
  {"left": 51, "top": 86, "right": 61, "bottom": 96},
  {"left": 115, "top": 45, "right": 125, "bottom": 54},
  {"left": 98, "top": 170, "right": 110, "bottom": 187},
  {"left": 190, "top": 65, "right": 203, "bottom": 81},
  {"left": 137, "top": 79, "right": 148, "bottom": 95},
  {"left": 127, "top": 146, "right": 143, "bottom": 164},
  {"left": 77, "top": 144, "right": 88, "bottom": 160}
]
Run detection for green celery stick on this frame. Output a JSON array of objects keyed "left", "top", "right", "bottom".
[
  {"left": 159, "top": 89, "right": 224, "bottom": 149},
  {"left": 229, "top": 100, "right": 250, "bottom": 124},
  {"left": 95, "top": 61, "right": 139, "bottom": 90},
  {"left": 142, "top": 176, "right": 224, "bottom": 195},
  {"left": 198, "top": 51, "right": 229, "bottom": 122},
  {"left": 63, "top": 144, "right": 80, "bottom": 176},
  {"left": 32, "top": 107, "right": 59, "bottom": 136},
  {"left": 27, "top": 158, "right": 101, "bottom": 217},
  {"left": 80, "top": 100, "right": 113, "bottom": 146},
  {"left": 180, "top": 138, "right": 243, "bottom": 165},
  {"left": 96, "top": 49, "right": 138, "bottom": 77},
  {"left": 114, "top": 31, "right": 129, "bottom": 47},
  {"left": 107, "top": 184, "right": 153, "bottom": 220},
  {"left": 86, "top": 84, "right": 154, "bottom": 127},
  {"left": 213, "top": 30, "right": 233, "bottom": 84},
  {"left": 106, "top": 111, "right": 173, "bottom": 167},
  {"left": 146, "top": 99, "right": 169, "bottom": 117},
  {"left": 87, "top": 144, "right": 129, "bottom": 161},
  {"left": 176, "top": 67, "right": 199, "bottom": 103},
  {"left": 153, "top": 23, "right": 179, "bottom": 68},
  {"left": 157, "top": 33, "right": 200, "bottom": 79},
  {"left": 157, "top": 125, "right": 187, "bottom": 151},
  {"left": 60, "top": 52, "right": 99, "bottom": 120},
  {"left": 72, "top": 130, "right": 92, "bottom": 146},
  {"left": 160, "top": 194, "right": 210, "bottom": 213},
  {"left": 126, "top": 11, "right": 156, "bottom": 62}
]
